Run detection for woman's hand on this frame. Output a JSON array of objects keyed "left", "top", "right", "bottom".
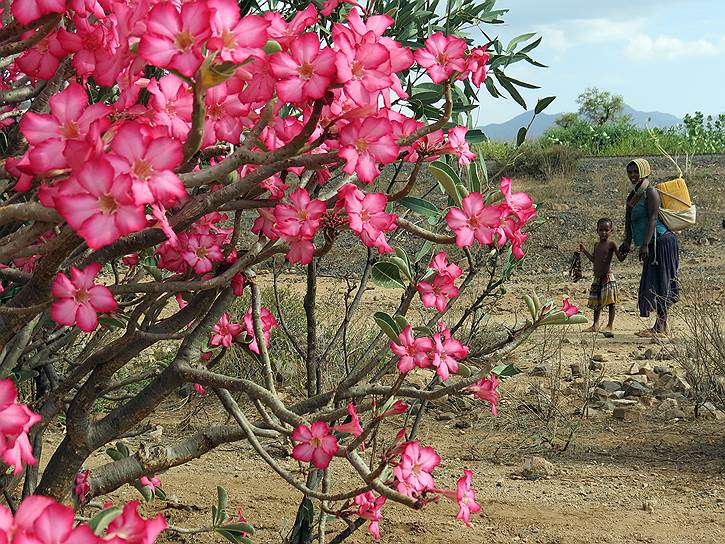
[
  {"left": 619, "top": 242, "right": 630, "bottom": 256},
  {"left": 639, "top": 245, "right": 649, "bottom": 262}
]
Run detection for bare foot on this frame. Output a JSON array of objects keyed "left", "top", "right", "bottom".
[{"left": 583, "top": 325, "right": 599, "bottom": 333}]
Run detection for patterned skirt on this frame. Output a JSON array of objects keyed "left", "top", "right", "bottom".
[
  {"left": 639, "top": 231, "right": 679, "bottom": 317},
  {"left": 587, "top": 273, "right": 620, "bottom": 310}
]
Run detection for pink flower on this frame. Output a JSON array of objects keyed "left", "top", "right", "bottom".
[
  {"left": 390, "top": 325, "right": 433, "bottom": 373},
  {"left": 561, "top": 297, "right": 579, "bottom": 317},
  {"left": 207, "top": 0, "right": 269, "bottom": 63},
  {"left": 11, "top": 0, "right": 66, "bottom": 26},
  {"left": 264, "top": 4, "right": 318, "bottom": 50},
  {"left": 445, "top": 126, "right": 476, "bottom": 165},
  {"left": 147, "top": 75, "right": 193, "bottom": 140},
  {"left": 338, "top": 118, "right": 399, "bottom": 183},
  {"left": 139, "top": 475, "right": 162, "bottom": 493},
  {"left": 414, "top": 32, "right": 468, "bottom": 83},
  {"left": 54, "top": 157, "right": 146, "bottom": 249},
  {"left": 445, "top": 193, "right": 502, "bottom": 248},
  {"left": 123, "top": 254, "right": 140, "bottom": 267},
  {"left": 335, "top": 41, "right": 392, "bottom": 100},
  {"left": 269, "top": 33, "right": 337, "bottom": 104},
  {"left": 0, "top": 379, "right": 41, "bottom": 475},
  {"left": 500, "top": 177, "right": 536, "bottom": 223},
  {"left": 291, "top": 421, "right": 339, "bottom": 469},
  {"left": 51, "top": 263, "right": 118, "bottom": 333},
  {"left": 210, "top": 312, "right": 242, "bottom": 348},
  {"left": 354, "top": 491, "right": 386, "bottom": 540},
  {"left": 19, "top": 83, "right": 109, "bottom": 173},
  {"left": 5, "top": 495, "right": 99, "bottom": 543},
  {"left": 393, "top": 441, "right": 441, "bottom": 496},
  {"left": 108, "top": 122, "right": 186, "bottom": 207},
  {"left": 181, "top": 233, "right": 225, "bottom": 274},
  {"left": 455, "top": 470, "right": 481, "bottom": 526},
  {"left": 232, "top": 273, "right": 246, "bottom": 296},
  {"left": 339, "top": 185, "right": 397, "bottom": 253},
  {"left": 243, "top": 307, "right": 278, "bottom": 354},
  {"left": 417, "top": 273, "right": 460, "bottom": 313},
  {"left": 429, "top": 323, "right": 469, "bottom": 381},
  {"left": 380, "top": 400, "right": 409, "bottom": 418},
  {"left": 429, "top": 252, "right": 462, "bottom": 279},
  {"left": 74, "top": 470, "right": 91, "bottom": 506},
  {"left": 139, "top": 2, "right": 212, "bottom": 77},
  {"left": 467, "top": 374, "right": 500, "bottom": 416},
  {"left": 252, "top": 208, "right": 279, "bottom": 241},
  {"left": 105, "top": 501, "right": 167, "bottom": 544},
  {"left": 193, "top": 384, "right": 206, "bottom": 396},
  {"left": 332, "top": 402, "right": 363, "bottom": 437},
  {"left": 466, "top": 46, "right": 490, "bottom": 88}
]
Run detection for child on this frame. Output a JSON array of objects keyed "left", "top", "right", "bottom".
[{"left": 579, "top": 218, "right": 626, "bottom": 337}]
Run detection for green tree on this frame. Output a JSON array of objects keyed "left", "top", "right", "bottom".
[
  {"left": 554, "top": 112, "right": 581, "bottom": 129},
  {"left": 576, "top": 87, "right": 625, "bottom": 125}
]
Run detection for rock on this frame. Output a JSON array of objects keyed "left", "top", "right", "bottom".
[
  {"left": 639, "top": 395, "right": 656, "bottom": 407},
  {"left": 637, "top": 361, "right": 654, "bottom": 374},
  {"left": 436, "top": 412, "right": 455, "bottom": 421},
  {"left": 642, "top": 499, "right": 657, "bottom": 513},
  {"left": 700, "top": 402, "right": 725, "bottom": 420},
  {"left": 613, "top": 407, "right": 641, "bottom": 422},
  {"left": 653, "top": 365, "right": 671, "bottom": 375},
  {"left": 627, "top": 374, "right": 649, "bottom": 385},
  {"left": 530, "top": 365, "right": 549, "bottom": 377},
  {"left": 592, "top": 353, "right": 608, "bottom": 363},
  {"left": 643, "top": 348, "right": 657, "bottom": 360},
  {"left": 570, "top": 363, "right": 582, "bottom": 378},
  {"left": 521, "top": 456, "right": 555, "bottom": 479},
  {"left": 454, "top": 420, "right": 472, "bottom": 429},
  {"left": 600, "top": 380, "right": 623, "bottom": 393},
  {"left": 623, "top": 381, "right": 650, "bottom": 397},
  {"left": 658, "top": 398, "right": 680, "bottom": 417},
  {"left": 611, "top": 398, "right": 639, "bottom": 407},
  {"left": 562, "top": 337, "right": 573, "bottom": 344},
  {"left": 627, "top": 362, "right": 641, "bottom": 375}
]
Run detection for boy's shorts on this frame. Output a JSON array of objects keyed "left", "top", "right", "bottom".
[{"left": 587, "top": 273, "right": 620, "bottom": 310}]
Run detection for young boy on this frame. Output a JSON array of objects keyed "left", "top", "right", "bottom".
[{"left": 579, "top": 218, "right": 626, "bottom": 337}]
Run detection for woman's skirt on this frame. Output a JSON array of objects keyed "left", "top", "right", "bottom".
[{"left": 638, "top": 231, "right": 679, "bottom": 317}]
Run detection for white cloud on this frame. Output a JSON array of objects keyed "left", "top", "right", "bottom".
[
  {"left": 625, "top": 34, "right": 725, "bottom": 60},
  {"left": 535, "top": 18, "right": 645, "bottom": 51}
]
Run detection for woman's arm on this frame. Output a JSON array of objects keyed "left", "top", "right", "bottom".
[{"left": 639, "top": 187, "right": 661, "bottom": 261}]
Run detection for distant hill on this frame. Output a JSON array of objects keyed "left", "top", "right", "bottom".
[{"left": 480, "top": 104, "right": 682, "bottom": 142}]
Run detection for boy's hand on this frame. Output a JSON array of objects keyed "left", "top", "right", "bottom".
[{"left": 619, "top": 242, "right": 630, "bottom": 255}]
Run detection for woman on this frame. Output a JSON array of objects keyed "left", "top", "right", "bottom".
[{"left": 620, "top": 159, "right": 679, "bottom": 338}]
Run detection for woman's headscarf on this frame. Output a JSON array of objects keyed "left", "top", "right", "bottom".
[{"left": 628, "top": 158, "right": 651, "bottom": 180}]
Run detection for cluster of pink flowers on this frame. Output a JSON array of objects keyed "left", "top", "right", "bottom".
[
  {"left": 0, "top": 497, "right": 166, "bottom": 544},
  {"left": 0, "top": 379, "right": 41, "bottom": 475},
  {"left": 393, "top": 441, "right": 441, "bottom": 497},
  {"left": 390, "top": 322, "right": 469, "bottom": 381},
  {"left": 156, "top": 212, "right": 232, "bottom": 275},
  {"left": 354, "top": 491, "right": 386, "bottom": 540},
  {"left": 417, "top": 252, "right": 462, "bottom": 312},
  {"left": 446, "top": 177, "right": 536, "bottom": 259},
  {"left": 467, "top": 374, "right": 501, "bottom": 416}
]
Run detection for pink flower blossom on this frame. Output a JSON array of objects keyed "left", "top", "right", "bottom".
[
  {"left": 243, "top": 307, "right": 278, "bottom": 354},
  {"left": 207, "top": 0, "right": 269, "bottom": 63},
  {"left": 139, "top": 475, "right": 162, "bottom": 493},
  {"left": 500, "top": 177, "right": 536, "bottom": 223},
  {"left": 2, "top": 495, "right": 100, "bottom": 543},
  {"left": 147, "top": 75, "right": 193, "bottom": 140},
  {"left": 105, "top": 501, "right": 167, "bottom": 544},
  {"left": 429, "top": 252, "right": 462, "bottom": 279},
  {"left": 74, "top": 470, "right": 91, "bottom": 506},
  {"left": 19, "top": 83, "right": 109, "bottom": 173},
  {"left": 393, "top": 441, "right": 441, "bottom": 496},
  {"left": 390, "top": 325, "right": 433, "bottom": 373},
  {"left": 193, "top": 384, "right": 206, "bottom": 396},
  {"left": 11, "top": 0, "right": 66, "bottom": 26},
  {"left": 108, "top": 122, "right": 186, "bottom": 207},
  {"left": 123, "top": 254, "right": 140, "bottom": 267},
  {"left": 380, "top": 400, "right": 409, "bottom": 418},
  {"left": 354, "top": 491, "right": 386, "bottom": 540},
  {"left": 561, "top": 297, "right": 579, "bottom": 317},
  {"left": 339, "top": 185, "right": 397, "bottom": 253},
  {"left": 466, "top": 46, "right": 490, "bottom": 88},
  {"left": 414, "top": 32, "right": 468, "bottom": 83},
  {"left": 332, "top": 402, "right": 363, "bottom": 437},
  {"left": 181, "top": 233, "right": 225, "bottom": 274},
  {"left": 455, "top": 470, "right": 481, "bottom": 526},
  {"left": 274, "top": 188, "right": 326, "bottom": 238},
  {"left": 232, "top": 273, "right": 246, "bottom": 296},
  {"left": 291, "top": 421, "right": 339, "bottom": 469},
  {"left": 139, "top": 2, "right": 212, "bottom": 78},
  {"left": 51, "top": 263, "right": 118, "bottom": 333},
  {"left": 417, "top": 273, "right": 460, "bottom": 313},
  {"left": 54, "top": 157, "right": 146, "bottom": 250},
  {"left": 338, "top": 118, "right": 399, "bottom": 183},
  {"left": 210, "top": 312, "right": 242, "bottom": 348},
  {"left": 445, "top": 126, "right": 476, "bottom": 165},
  {"left": 269, "top": 33, "right": 337, "bottom": 104},
  {"left": 445, "top": 193, "right": 502, "bottom": 248},
  {"left": 467, "top": 374, "right": 500, "bottom": 416},
  {"left": 0, "top": 379, "right": 41, "bottom": 475},
  {"left": 264, "top": 3, "right": 319, "bottom": 50},
  {"left": 429, "top": 323, "right": 469, "bottom": 381}
]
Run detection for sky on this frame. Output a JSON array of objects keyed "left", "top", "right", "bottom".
[{"left": 471, "top": 0, "right": 725, "bottom": 125}]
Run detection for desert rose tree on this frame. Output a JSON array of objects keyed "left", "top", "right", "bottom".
[{"left": 0, "top": 0, "right": 580, "bottom": 542}]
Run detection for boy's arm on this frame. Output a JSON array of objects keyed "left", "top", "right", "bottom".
[
  {"left": 612, "top": 240, "right": 626, "bottom": 262},
  {"left": 579, "top": 243, "right": 594, "bottom": 262}
]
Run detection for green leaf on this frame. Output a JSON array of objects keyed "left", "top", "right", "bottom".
[
  {"left": 566, "top": 314, "right": 589, "bottom": 325},
  {"left": 412, "top": 325, "right": 434, "bottom": 336},
  {"left": 220, "top": 523, "right": 256, "bottom": 536},
  {"left": 105, "top": 448, "right": 124, "bottom": 461},
  {"left": 88, "top": 506, "right": 122, "bottom": 535},
  {"left": 393, "top": 314, "right": 409, "bottom": 331},
  {"left": 99, "top": 316, "right": 126, "bottom": 330},
  {"left": 506, "top": 32, "right": 537, "bottom": 52},
  {"left": 468, "top": 163, "right": 480, "bottom": 193},
  {"left": 415, "top": 240, "right": 433, "bottom": 263},
  {"left": 429, "top": 161, "right": 462, "bottom": 207},
  {"left": 491, "top": 363, "right": 521, "bottom": 378},
  {"left": 496, "top": 71, "right": 527, "bottom": 109},
  {"left": 389, "top": 257, "right": 413, "bottom": 283},
  {"left": 398, "top": 196, "right": 439, "bottom": 218},
  {"left": 516, "top": 126, "right": 527, "bottom": 147},
  {"left": 217, "top": 486, "right": 228, "bottom": 517},
  {"left": 215, "top": 528, "right": 245, "bottom": 544},
  {"left": 534, "top": 96, "right": 556, "bottom": 114},
  {"left": 374, "top": 312, "right": 402, "bottom": 341},
  {"left": 464, "top": 129, "right": 487, "bottom": 144},
  {"left": 115, "top": 442, "right": 130, "bottom": 457},
  {"left": 371, "top": 262, "right": 406, "bottom": 289}
]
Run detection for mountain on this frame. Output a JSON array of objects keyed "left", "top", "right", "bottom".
[{"left": 479, "top": 104, "right": 682, "bottom": 142}]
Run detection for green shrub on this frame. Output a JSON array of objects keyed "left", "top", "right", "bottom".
[{"left": 501, "top": 143, "right": 581, "bottom": 179}]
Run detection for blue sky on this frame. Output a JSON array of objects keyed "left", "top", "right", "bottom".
[{"left": 471, "top": 0, "right": 725, "bottom": 124}]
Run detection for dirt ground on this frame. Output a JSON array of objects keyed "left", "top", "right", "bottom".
[{"left": 78, "top": 156, "right": 725, "bottom": 543}]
